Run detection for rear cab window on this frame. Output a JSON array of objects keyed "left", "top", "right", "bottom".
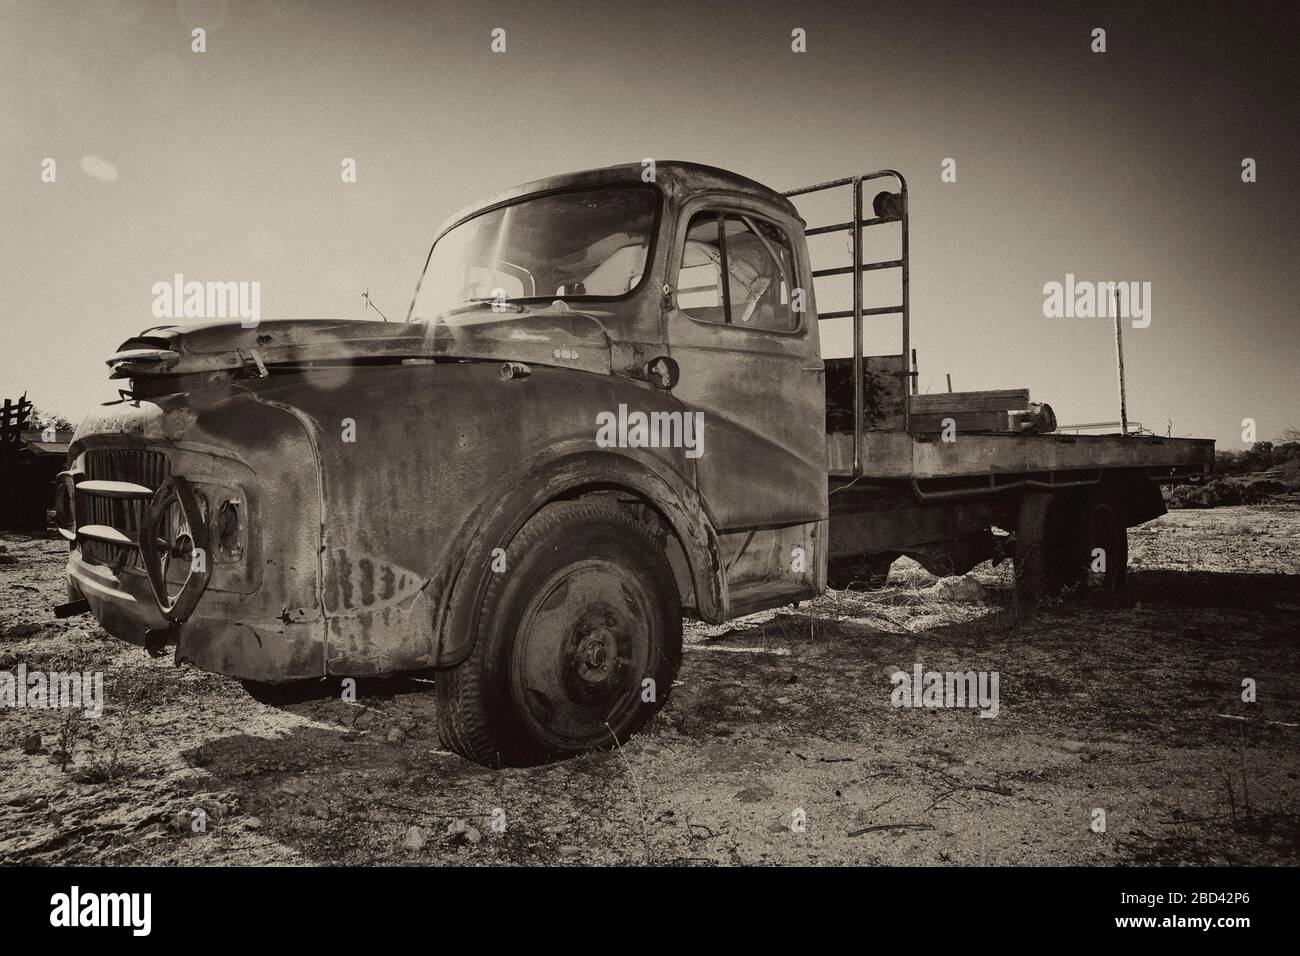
[{"left": 675, "top": 211, "right": 798, "bottom": 332}]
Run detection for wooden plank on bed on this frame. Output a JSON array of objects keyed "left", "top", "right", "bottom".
[{"left": 910, "top": 389, "right": 1030, "bottom": 414}]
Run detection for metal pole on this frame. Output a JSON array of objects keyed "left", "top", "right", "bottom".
[
  {"left": 851, "top": 178, "right": 863, "bottom": 476},
  {"left": 899, "top": 179, "right": 910, "bottom": 431},
  {"left": 1113, "top": 289, "right": 1128, "bottom": 436}
]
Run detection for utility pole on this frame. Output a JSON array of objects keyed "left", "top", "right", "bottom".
[{"left": 1113, "top": 289, "right": 1128, "bottom": 435}]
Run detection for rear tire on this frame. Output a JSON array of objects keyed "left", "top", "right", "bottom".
[
  {"left": 1070, "top": 484, "right": 1129, "bottom": 602},
  {"left": 1014, "top": 485, "right": 1129, "bottom": 604},
  {"left": 435, "top": 498, "right": 682, "bottom": 767}
]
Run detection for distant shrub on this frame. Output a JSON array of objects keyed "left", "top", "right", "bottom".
[
  {"left": 1245, "top": 479, "right": 1287, "bottom": 497},
  {"left": 1163, "top": 479, "right": 1274, "bottom": 509},
  {"left": 1217, "top": 440, "right": 1300, "bottom": 477}
]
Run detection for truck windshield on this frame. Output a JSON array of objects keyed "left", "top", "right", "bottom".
[{"left": 410, "top": 186, "right": 660, "bottom": 323}]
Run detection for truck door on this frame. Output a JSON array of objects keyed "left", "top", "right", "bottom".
[{"left": 664, "top": 200, "right": 827, "bottom": 607}]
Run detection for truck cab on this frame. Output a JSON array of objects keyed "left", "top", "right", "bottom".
[{"left": 61, "top": 161, "right": 1213, "bottom": 767}]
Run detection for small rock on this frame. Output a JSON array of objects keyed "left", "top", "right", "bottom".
[
  {"left": 400, "top": 826, "right": 428, "bottom": 850},
  {"left": 446, "top": 818, "right": 482, "bottom": 845},
  {"left": 4, "top": 623, "right": 42, "bottom": 639},
  {"left": 245, "top": 816, "right": 263, "bottom": 830},
  {"left": 557, "top": 845, "right": 582, "bottom": 858},
  {"left": 0, "top": 554, "right": 17, "bottom": 566},
  {"left": 191, "top": 793, "right": 230, "bottom": 820},
  {"left": 928, "top": 575, "right": 987, "bottom": 603},
  {"left": 20, "top": 732, "right": 42, "bottom": 755},
  {"left": 386, "top": 727, "right": 406, "bottom": 745},
  {"left": 350, "top": 709, "right": 378, "bottom": 730}
]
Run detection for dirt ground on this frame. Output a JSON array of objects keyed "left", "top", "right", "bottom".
[{"left": 2, "top": 503, "right": 1298, "bottom": 866}]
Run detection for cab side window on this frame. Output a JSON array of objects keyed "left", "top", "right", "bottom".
[{"left": 675, "top": 212, "right": 797, "bottom": 332}]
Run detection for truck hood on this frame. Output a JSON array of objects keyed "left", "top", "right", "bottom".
[{"left": 107, "top": 313, "right": 612, "bottom": 381}]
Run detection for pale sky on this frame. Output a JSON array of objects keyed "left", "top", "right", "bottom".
[{"left": 2, "top": 0, "right": 1295, "bottom": 446}]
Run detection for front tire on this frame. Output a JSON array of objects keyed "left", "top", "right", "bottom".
[{"left": 435, "top": 498, "right": 682, "bottom": 767}]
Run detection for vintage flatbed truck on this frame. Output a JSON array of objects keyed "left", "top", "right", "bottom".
[{"left": 58, "top": 162, "right": 1213, "bottom": 766}]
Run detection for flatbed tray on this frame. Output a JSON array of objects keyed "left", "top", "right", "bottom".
[{"left": 827, "top": 430, "right": 1215, "bottom": 481}]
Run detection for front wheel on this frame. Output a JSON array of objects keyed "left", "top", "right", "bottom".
[{"left": 435, "top": 498, "right": 682, "bottom": 767}]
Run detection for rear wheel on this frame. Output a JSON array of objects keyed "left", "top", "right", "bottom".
[
  {"left": 435, "top": 498, "right": 682, "bottom": 767},
  {"left": 1070, "top": 484, "right": 1129, "bottom": 600},
  {"left": 1014, "top": 485, "right": 1129, "bottom": 603}
]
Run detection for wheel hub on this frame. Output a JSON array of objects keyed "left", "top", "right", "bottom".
[
  {"left": 567, "top": 612, "right": 622, "bottom": 689},
  {"left": 512, "top": 560, "right": 654, "bottom": 749},
  {"left": 576, "top": 625, "right": 613, "bottom": 677}
]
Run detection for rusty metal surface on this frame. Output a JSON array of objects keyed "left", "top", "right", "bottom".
[
  {"left": 242, "top": 363, "right": 713, "bottom": 673},
  {"left": 68, "top": 359, "right": 722, "bottom": 679},
  {"left": 434, "top": 161, "right": 801, "bottom": 245},
  {"left": 827, "top": 431, "right": 1216, "bottom": 478},
  {"left": 664, "top": 190, "right": 828, "bottom": 531},
  {"left": 107, "top": 313, "right": 613, "bottom": 381},
  {"left": 68, "top": 388, "right": 326, "bottom": 680}
]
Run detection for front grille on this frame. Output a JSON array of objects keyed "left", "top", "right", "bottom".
[{"left": 77, "top": 448, "right": 170, "bottom": 569}]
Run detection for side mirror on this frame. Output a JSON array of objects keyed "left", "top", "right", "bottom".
[{"left": 644, "top": 356, "right": 679, "bottom": 389}]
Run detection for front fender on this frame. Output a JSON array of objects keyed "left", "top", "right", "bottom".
[
  {"left": 240, "top": 362, "right": 718, "bottom": 674},
  {"left": 437, "top": 446, "right": 725, "bottom": 667}
]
